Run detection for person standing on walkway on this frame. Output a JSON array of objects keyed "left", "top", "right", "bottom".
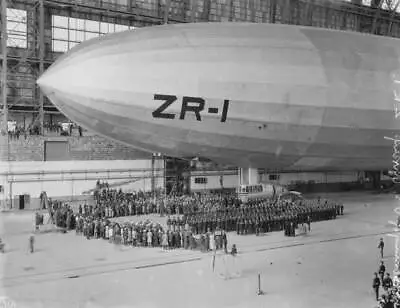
[
  {"left": 378, "top": 238, "right": 385, "bottom": 259},
  {"left": 373, "top": 272, "right": 381, "bottom": 301},
  {"left": 29, "top": 233, "right": 35, "bottom": 253},
  {"left": 379, "top": 261, "right": 386, "bottom": 282},
  {"left": 383, "top": 273, "right": 393, "bottom": 291}
]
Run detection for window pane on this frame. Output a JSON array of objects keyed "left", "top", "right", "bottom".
[
  {"left": 7, "top": 38, "right": 26, "bottom": 48},
  {"left": 85, "top": 20, "right": 99, "bottom": 32},
  {"left": 77, "top": 18, "right": 86, "bottom": 30},
  {"left": 53, "top": 15, "right": 69, "bottom": 28},
  {"left": 53, "top": 28, "right": 69, "bottom": 40},
  {"left": 69, "top": 30, "right": 85, "bottom": 42},
  {"left": 8, "top": 21, "right": 26, "bottom": 34},
  {"left": 100, "top": 22, "right": 110, "bottom": 33},
  {"left": 53, "top": 40, "right": 68, "bottom": 52},
  {"left": 69, "top": 17, "right": 86, "bottom": 30},
  {"left": 7, "top": 9, "right": 27, "bottom": 23},
  {"left": 7, "top": 9, "right": 27, "bottom": 48}
]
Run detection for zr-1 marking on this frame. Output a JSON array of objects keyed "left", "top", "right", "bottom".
[{"left": 152, "top": 94, "right": 230, "bottom": 122}]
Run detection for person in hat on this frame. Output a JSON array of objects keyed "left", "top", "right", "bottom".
[
  {"left": 373, "top": 272, "right": 381, "bottom": 301},
  {"left": 383, "top": 273, "right": 393, "bottom": 291},
  {"left": 378, "top": 238, "right": 385, "bottom": 259},
  {"left": 379, "top": 261, "right": 386, "bottom": 282}
]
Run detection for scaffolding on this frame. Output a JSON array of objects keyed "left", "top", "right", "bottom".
[{"left": 2, "top": 0, "right": 400, "bottom": 152}]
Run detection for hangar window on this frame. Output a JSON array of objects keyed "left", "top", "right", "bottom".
[
  {"left": 7, "top": 9, "right": 27, "bottom": 48},
  {"left": 194, "top": 177, "right": 208, "bottom": 184},
  {"left": 52, "top": 15, "right": 134, "bottom": 52}
]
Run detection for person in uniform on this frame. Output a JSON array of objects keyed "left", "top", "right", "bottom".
[
  {"left": 383, "top": 273, "right": 393, "bottom": 291},
  {"left": 379, "top": 261, "right": 386, "bottom": 282},
  {"left": 222, "top": 230, "right": 228, "bottom": 253},
  {"left": 378, "top": 238, "right": 385, "bottom": 259},
  {"left": 373, "top": 272, "right": 381, "bottom": 301},
  {"left": 306, "top": 215, "right": 311, "bottom": 232}
]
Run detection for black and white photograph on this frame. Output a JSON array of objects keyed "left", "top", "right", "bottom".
[{"left": 1, "top": 0, "right": 400, "bottom": 307}]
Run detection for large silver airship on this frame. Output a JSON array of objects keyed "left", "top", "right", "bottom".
[{"left": 38, "top": 22, "right": 400, "bottom": 171}]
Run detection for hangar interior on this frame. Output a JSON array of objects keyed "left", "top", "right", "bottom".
[{"left": 0, "top": 0, "right": 399, "bottom": 209}]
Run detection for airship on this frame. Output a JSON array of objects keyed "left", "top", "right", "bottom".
[{"left": 38, "top": 22, "right": 400, "bottom": 172}]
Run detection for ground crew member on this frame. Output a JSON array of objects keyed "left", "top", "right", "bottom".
[
  {"left": 373, "top": 272, "right": 380, "bottom": 301},
  {"left": 379, "top": 261, "right": 386, "bottom": 282},
  {"left": 29, "top": 233, "right": 35, "bottom": 253},
  {"left": 222, "top": 230, "right": 228, "bottom": 253},
  {"left": 383, "top": 273, "right": 393, "bottom": 291},
  {"left": 378, "top": 238, "right": 385, "bottom": 259}
]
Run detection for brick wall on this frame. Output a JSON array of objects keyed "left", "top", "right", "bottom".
[{"left": 4, "top": 135, "right": 151, "bottom": 161}]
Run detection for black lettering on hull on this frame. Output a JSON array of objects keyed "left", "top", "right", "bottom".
[{"left": 152, "top": 94, "right": 177, "bottom": 119}]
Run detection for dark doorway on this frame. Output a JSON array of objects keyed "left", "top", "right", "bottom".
[{"left": 19, "top": 195, "right": 25, "bottom": 210}]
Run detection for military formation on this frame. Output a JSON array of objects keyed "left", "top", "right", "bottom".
[
  {"left": 46, "top": 182, "right": 346, "bottom": 254},
  {"left": 183, "top": 197, "right": 343, "bottom": 236}
]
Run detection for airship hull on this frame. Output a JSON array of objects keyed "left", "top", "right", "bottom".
[{"left": 38, "top": 22, "right": 400, "bottom": 171}]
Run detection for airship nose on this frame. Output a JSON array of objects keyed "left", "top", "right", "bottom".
[{"left": 37, "top": 72, "right": 52, "bottom": 93}]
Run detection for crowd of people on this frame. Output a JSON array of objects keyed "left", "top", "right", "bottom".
[
  {"left": 72, "top": 215, "right": 229, "bottom": 252},
  {"left": 182, "top": 196, "right": 343, "bottom": 237},
  {"left": 40, "top": 181, "right": 346, "bottom": 256},
  {"left": 373, "top": 239, "right": 400, "bottom": 307},
  {"left": 7, "top": 121, "right": 83, "bottom": 139},
  {"left": 92, "top": 183, "right": 344, "bottom": 239},
  {"left": 46, "top": 189, "right": 231, "bottom": 252}
]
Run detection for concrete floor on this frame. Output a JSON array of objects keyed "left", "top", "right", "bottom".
[{"left": 0, "top": 192, "right": 397, "bottom": 308}]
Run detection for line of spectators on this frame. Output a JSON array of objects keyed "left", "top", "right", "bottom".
[
  {"left": 7, "top": 122, "right": 83, "bottom": 139},
  {"left": 373, "top": 238, "right": 400, "bottom": 308},
  {"left": 57, "top": 206, "right": 230, "bottom": 253}
]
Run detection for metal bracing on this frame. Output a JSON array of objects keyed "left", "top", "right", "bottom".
[
  {"left": 2, "top": 0, "right": 48, "bottom": 134},
  {"left": 1, "top": 0, "right": 8, "bottom": 136},
  {"left": 4, "top": 0, "right": 400, "bottom": 128},
  {"left": 371, "top": 0, "right": 385, "bottom": 34},
  {"left": 384, "top": 0, "right": 400, "bottom": 35},
  {"left": 38, "top": 0, "right": 44, "bottom": 135}
]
